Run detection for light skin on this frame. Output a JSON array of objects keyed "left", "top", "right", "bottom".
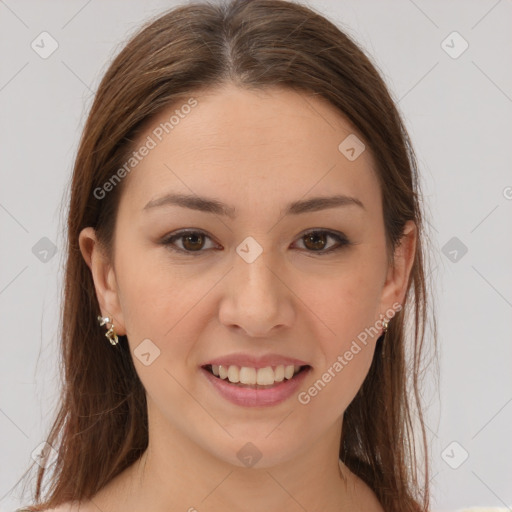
[{"left": 74, "top": 84, "right": 416, "bottom": 512}]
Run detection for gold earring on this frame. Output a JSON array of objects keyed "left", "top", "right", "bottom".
[
  {"left": 97, "top": 315, "right": 119, "bottom": 345},
  {"left": 382, "top": 318, "right": 389, "bottom": 333}
]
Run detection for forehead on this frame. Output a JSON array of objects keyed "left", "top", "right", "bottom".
[{"left": 118, "top": 84, "right": 381, "bottom": 219}]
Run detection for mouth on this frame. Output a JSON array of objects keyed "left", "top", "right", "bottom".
[{"left": 201, "top": 363, "right": 311, "bottom": 390}]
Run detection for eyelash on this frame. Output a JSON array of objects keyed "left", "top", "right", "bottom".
[{"left": 159, "top": 229, "right": 352, "bottom": 256}]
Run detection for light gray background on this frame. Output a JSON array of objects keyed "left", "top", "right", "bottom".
[{"left": 1, "top": 1, "right": 511, "bottom": 511}]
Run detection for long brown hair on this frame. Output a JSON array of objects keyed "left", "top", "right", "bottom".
[{"left": 17, "top": 1, "right": 437, "bottom": 510}]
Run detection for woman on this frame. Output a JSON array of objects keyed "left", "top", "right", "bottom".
[{"left": 17, "top": 0, "right": 436, "bottom": 510}]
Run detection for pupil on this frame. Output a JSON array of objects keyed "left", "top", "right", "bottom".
[
  {"left": 305, "top": 233, "right": 326, "bottom": 250},
  {"left": 184, "top": 233, "right": 203, "bottom": 251}
]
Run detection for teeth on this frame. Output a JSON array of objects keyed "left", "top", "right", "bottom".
[
  {"left": 227, "top": 365, "right": 239, "bottom": 383},
  {"left": 274, "top": 365, "right": 285, "bottom": 382},
  {"left": 210, "top": 364, "right": 303, "bottom": 385},
  {"left": 284, "top": 365, "right": 295, "bottom": 379},
  {"left": 256, "top": 367, "right": 274, "bottom": 385},
  {"left": 218, "top": 365, "right": 228, "bottom": 379},
  {"left": 239, "top": 367, "right": 257, "bottom": 385}
]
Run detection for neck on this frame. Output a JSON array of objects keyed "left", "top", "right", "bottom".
[{"left": 91, "top": 405, "right": 356, "bottom": 511}]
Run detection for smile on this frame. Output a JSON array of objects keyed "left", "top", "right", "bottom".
[
  {"left": 204, "top": 364, "right": 307, "bottom": 387},
  {"left": 200, "top": 364, "right": 312, "bottom": 407}
]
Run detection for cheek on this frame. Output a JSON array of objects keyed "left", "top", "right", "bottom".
[
  {"left": 293, "top": 267, "right": 382, "bottom": 407},
  {"left": 114, "top": 236, "right": 194, "bottom": 335},
  {"left": 297, "top": 345, "right": 375, "bottom": 437},
  {"left": 299, "top": 304, "right": 378, "bottom": 423},
  {"left": 115, "top": 248, "right": 217, "bottom": 377},
  {"left": 295, "top": 261, "right": 384, "bottom": 343}
]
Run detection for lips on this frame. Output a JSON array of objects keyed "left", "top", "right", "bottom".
[
  {"left": 198, "top": 352, "right": 312, "bottom": 406},
  {"left": 201, "top": 352, "right": 311, "bottom": 369},
  {"left": 200, "top": 353, "right": 311, "bottom": 386},
  {"left": 200, "top": 363, "right": 312, "bottom": 407}
]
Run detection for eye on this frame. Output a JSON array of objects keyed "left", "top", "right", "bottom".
[
  {"left": 160, "top": 230, "right": 219, "bottom": 254},
  {"left": 292, "top": 229, "right": 352, "bottom": 255},
  {"left": 160, "top": 229, "right": 352, "bottom": 256}
]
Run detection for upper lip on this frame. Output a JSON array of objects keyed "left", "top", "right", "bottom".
[{"left": 201, "top": 353, "right": 311, "bottom": 369}]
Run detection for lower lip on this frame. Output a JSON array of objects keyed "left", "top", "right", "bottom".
[{"left": 200, "top": 366, "right": 311, "bottom": 407}]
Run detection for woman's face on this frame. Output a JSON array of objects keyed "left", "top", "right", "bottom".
[{"left": 81, "top": 84, "right": 414, "bottom": 469}]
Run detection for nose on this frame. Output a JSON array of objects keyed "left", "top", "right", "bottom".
[{"left": 218, "top": 247, "right": 295, "bottom": 338}]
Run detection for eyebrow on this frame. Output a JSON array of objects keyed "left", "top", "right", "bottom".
[{"left": 143, "top": 192, "right": 365, "bottom": 218}]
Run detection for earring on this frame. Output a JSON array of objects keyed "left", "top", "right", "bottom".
[
  {"left": 97, "top": 315, "right": 119, "bottom": 345},
  {"left": 378, "top": 317, "right": 389, "bottom": 345}
]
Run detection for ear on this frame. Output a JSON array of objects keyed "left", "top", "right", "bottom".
[
  {"left": 78, "top": 227, "right": 126, "bottom": 335},
  {"left": 378, "top": 220, "right": 417, "bottom": 320}
]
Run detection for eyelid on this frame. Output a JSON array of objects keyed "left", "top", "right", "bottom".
[
  {"left": 160, "top": 228, "right": 351, "bottom": 255},
  {"left": 160, "top": 229, "right": 220, "bottom": 252},
  {"left": 293, "top": 228, "right": 351, "bottom": 254}
]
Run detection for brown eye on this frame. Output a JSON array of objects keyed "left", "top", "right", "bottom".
[
  {"left": 181, "top": 232, "right": 205, "bottom": 251},
  {"left": 303, "top": 232, "right": 328, "bottom": 251},
  {"left": 161, "top": 229, "right": 351, "bottom": 256},
  {"left": 161, "top": 230, "right": 217, "bottom": 254},
  {"left": 294, "top": 229, "right": 351, "bottom": 255}
]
